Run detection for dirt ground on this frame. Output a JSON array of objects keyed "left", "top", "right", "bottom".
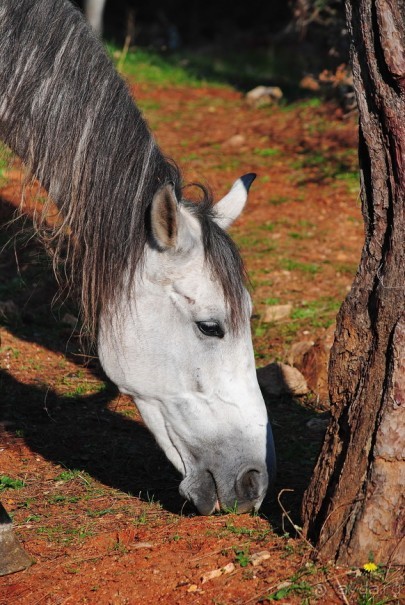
[{"left": 2, "top": 82, "right": 401, "bottom": 604}]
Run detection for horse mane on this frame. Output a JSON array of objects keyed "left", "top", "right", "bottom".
[{"left": 0, "top": 0, "right": 247, "bottom": 341}]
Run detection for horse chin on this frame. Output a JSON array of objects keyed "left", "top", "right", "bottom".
[{"left": 179, "top": 471, "right": 219, "bottom": 516}]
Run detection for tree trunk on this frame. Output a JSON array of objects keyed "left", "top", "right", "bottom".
[{"left": 301, "top": 0, "right": 405, "bottom": 566}]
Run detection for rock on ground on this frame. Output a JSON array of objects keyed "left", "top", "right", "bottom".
[
  {"left": 289, "top": 324, "right": 336, "bottom": 405},
  {"left": 257, "top": 362, "right": 308, "bottom": 397},
  {"left": 246, "top": 86, "right": 283, "bottom": 108}
]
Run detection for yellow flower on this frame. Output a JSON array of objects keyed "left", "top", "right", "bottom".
[{"left": 363, "top": 562, "right": 378, "bottom": 573}]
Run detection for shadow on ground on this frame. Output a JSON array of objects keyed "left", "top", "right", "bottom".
[
  {"left": 1, "top": 195, "right": 325, "bottom": 527},
  {"left": 261, "top": 391, "right": 325, "bottom": 532},
  {"left": 0, "top": 369, "right": 186, "bottom": 514}
]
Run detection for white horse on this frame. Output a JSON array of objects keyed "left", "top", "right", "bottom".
[
  {"left": 0, "top": 0, "right": 276, "bottom": 516},
  {"left": 99, "top": 177, "right": 276, "bottom": 514}
]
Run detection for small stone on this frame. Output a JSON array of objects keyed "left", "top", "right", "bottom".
[
  {"left": 288, "top": 341, "right": 315, "bottom": 367},
  {"left": 264, "top": 304, "right": 292, "bottom": 323},
  {"left": 292, "top": 324, "right": 336, "bottom": 403},
  {"left": 249, "top": 551, "right": 271, "bottom": 567},
  {"left": 133, "top": 542, "right": 153, "bottom": 549},
  {"left": 246, "top": 86, "right": 283, "bottom": 108},
  {"left": 257, "top": 362, "right": 308, "bottom": 397},
  {"left": 221, "top": 562, "right": 235, "bottom": 574},
  {"left": 201, "top": 569, "right": 223, "bottom": 583},
  {"left": 224, "top": 134, "right": 246, "bottom": 148},
  {"left": 201, "top": 562, "right": 235, "bottom": 584}
]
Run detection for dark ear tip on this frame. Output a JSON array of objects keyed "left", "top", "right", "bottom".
[{"left": 240, "top": 173, "right": 257, "bottom": 191}]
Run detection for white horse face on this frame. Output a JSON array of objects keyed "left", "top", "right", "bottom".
[{"left": 98, "top": 175, "right": 275, "bottom": 514}]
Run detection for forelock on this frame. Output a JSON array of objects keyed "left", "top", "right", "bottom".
[{"left": 182, "top": 187, "right": 249, "bottom": 332}]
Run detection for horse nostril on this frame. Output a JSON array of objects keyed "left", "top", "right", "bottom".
[{"left": 236, "top": 468, "right": 263, "bottom": 502}]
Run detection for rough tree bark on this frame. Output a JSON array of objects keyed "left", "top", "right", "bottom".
[{"left": 302, "top": 0, "right": 405, "bottom": 566}]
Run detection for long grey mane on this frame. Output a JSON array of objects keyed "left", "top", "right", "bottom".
[{"left": 0, "top": 0, "right": 247, "bottom": 340}]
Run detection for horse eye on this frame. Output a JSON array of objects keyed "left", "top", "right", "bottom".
[{"left": 196, "top": 321, "right": 225, "bottom": 338}]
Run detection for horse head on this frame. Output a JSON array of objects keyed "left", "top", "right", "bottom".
[{"left": 98, "top": 175, "right": 276, "bottom": 515}]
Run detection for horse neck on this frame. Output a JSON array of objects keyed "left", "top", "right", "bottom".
[{"left": 0, "top": 0, "right": 170, "bottom": 217}]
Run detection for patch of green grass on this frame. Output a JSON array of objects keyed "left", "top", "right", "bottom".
[
  {"left": 61, "top": 379, "right": 107, "bottom": 398},
  {"left": 53, "top": 469, "right": 90, "bottom": 484},
  {"left": 224, "top": 522, "right": 270, "bottom": 540},
  {"left": 291, "top": 297, "right": 341, "bottom": 329},
  {"left": 86, "top": 508, "right": 114, "bottom": 518},
  {"left": 0, "top": 475, "right": 25, "bottom": 491},
  {"left": 0, "top": 142, "right": 12, "bottom": 187},
  {"left": 336, "top": 261, "right": 358, "bottom": 276},
  {"left": 288, "top": 231, "right": 313, "bottom": 240},
  {"left": 265, "top": 581, "right": 312, "bottom": 601},
  {"left": 180, "top": 152, "right": 200, "bottom": 162},
  {"left": 291, "top": 151, "right": 326, "bottom": 171},
  {"left": 47, "top": 494, "right": 80, "bottom": 504},
  {"left": 290, "top": 147, "right": 359, "bottom": 185},
  {"left": 291, "top": 298, "right": 338, "bottom": 319},
  {"left": 36, "top": 523, "right": 94, "bottom": 544},
  {"left": 64, "top": 384, "right": 88, "bottom": 397},
  {"left": 335, "top": 171, "right": 360, "bottom": 193},
  {"left": 214, "top": 157, "right": 242, "bottom": 171},
  {"left": 278, "top": 322, "right": 301, "bottom": 344},
  {"left": 234, "top": 547, "right": 250, "bottom": 568},
  {"left": 109, "top": 46, "right": 203, "bottom": 86},
  {"left": 1, "top": 347, "right": 21, "bottom": 359},
  {"left": 298, "top": 219, "right": 315, "bottom": 229},
  {"left": 170, "top": 533, "right": 181, "bottom": 542},
  {"left": 254, "top": 325, "right": 268, "bottom": 338},
  {"left": 280, "top": 259, "right": 320, "bottom": 274},
  {"left": 234, "top": 235, "right": 261, "bottom": 248},
  {"left": 108, "top": 43, "right": 314, "bottom": 94},
  {"left": 254, "top": 147, "right": 280, "bottom": 158},
  {"left": 111, "top": 540, "right": 128, "bottom": 554},
  {"left": 120, "top": 407, "right": 136, "bottom": 418},
  {"left": 25, "top": 514, "right": 42, "bottom": 523},
  {"left": 136, "top": 99, "right": 161, "bottom": 112},
  {"left": 259, "top": 222, "right": 275, "bottom": 232},
  {"left": 133, "top": 510, "right": 148, "bottom": 526},
  {"left": 19, "top": 498, "right": 35, "bottom": 509},
  {"left": 263, "top": 297, "right": 280, "bottom": 306},
  {"left": 291, "top": 97, "right": 322, "bottom": 110},
  {"left": 267, "top": 195, "right": 288, "bottom": 206}
]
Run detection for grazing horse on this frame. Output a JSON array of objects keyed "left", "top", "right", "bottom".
[{"left": 0, "top": 0, "right": 275, "bottom": 516}]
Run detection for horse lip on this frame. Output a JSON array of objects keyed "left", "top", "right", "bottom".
[{"left": 179, "top": 469, "right": 220, "bottom": 515}]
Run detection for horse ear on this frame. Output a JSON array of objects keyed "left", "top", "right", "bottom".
[
  {"left": 214, "top": 173, "right": 256, "bottom": 230},
  {"left": 151, "top": 183, "right": 179, "bottom": 249}
]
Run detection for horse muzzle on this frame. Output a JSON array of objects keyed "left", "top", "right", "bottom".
[{"left": 179, "top": 463, "right": 269, "bottom": 515}]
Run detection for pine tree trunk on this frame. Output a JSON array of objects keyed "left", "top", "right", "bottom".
[{"left": 301, "top": 0, "right": 405, "bottom": 566}]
